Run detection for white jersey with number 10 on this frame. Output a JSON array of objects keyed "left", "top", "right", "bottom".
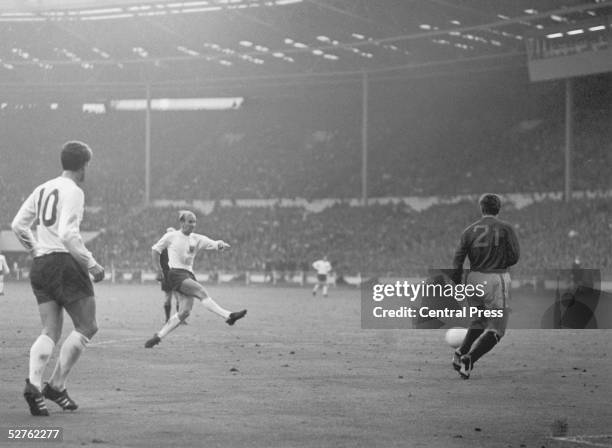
[{"left": 11, "top": 176, "right": 96, "bottom": 269}]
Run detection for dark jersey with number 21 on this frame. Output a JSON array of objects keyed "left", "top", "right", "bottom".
[{"left": 452, "top": 216, "right": 520, "bottom": 283}]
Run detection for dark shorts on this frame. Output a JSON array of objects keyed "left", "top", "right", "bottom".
[
  {"left": 167, "top": 269, "right": 196, "bottom": 292},
  {"left": 160, "top": 270, "right": 172, "bottom": 292},
  {"left": 317, "top": 274, "right": 327, "bottom": 283},
  {"left": 30, "top": 253, "right": 94, "bottom": 306}
]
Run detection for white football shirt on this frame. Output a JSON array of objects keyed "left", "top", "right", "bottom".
[
  {"left": 312, "top": 259, "right": 332, "bottom": 275},
  {"left": 152, "top": 230, "right": 220, "bottom": 273},
  {"left": 11, "top": 176, "right": 96, "bottom": 269}
]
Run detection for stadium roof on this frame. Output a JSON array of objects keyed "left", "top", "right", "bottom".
[{"left": 0, "top": 0, "right": 611, "bottom": 90}]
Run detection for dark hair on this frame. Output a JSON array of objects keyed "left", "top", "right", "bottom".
[
  {"left": 479, "top": 193, "right": 501, "bottom": 216},
  {"left": 61, "top": 141, "right": 92, "bottom": 171}
]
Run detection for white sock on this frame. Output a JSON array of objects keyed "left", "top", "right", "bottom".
[
  {"left": 158, "top": 313, "right": 182, "bottom": 338},
  {"left": 323, "top": 285, "right": 328, "bottom": 296},
  {"left": 49, "top": 331, "right": 89, "bottom": 391},
  {"left": 29, "top": 334, "right": 55, "bottom": 390},
  {"left": 201, "top": 297, "right": 230, "bottom": 319},
  {"left": 0, "top": 280, "right": 4, "bottom": 294}
]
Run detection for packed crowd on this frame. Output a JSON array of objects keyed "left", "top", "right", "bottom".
[
  {"left": 1, "top": 75, "right": 610, "bottom": 276},
  {"left": 74, "top": 198, "right": 611, "bottom": 277},
  {"left": 3, "top": 185, "right": 610, "bottom": 277}
]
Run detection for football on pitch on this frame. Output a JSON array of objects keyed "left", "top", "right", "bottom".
[{"left": 444, "top": 327, "right": 468, "bottom": 348}]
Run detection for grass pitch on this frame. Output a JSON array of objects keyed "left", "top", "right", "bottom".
[{"left": 1, "top": 282, "right": 610, "bottom": 448}]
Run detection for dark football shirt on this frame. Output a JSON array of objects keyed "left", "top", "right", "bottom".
[
  {"left": 160, "top": 248, "right": 170, "bottom": 274},
  {"left": 452, "top": 215, "right": 520, "bottom": 283}
]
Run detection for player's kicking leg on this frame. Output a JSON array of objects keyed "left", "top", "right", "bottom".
[
  {"left": 145, "top": 280, "right": 246, "bottom": 348},
  {"left": 180, "top": 278, "right": 246, "bottom": 325},
  {"left": 456, "top": 272, "right": 509, "bottom": 379}
]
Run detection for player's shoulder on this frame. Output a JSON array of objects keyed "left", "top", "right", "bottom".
[
  {"left": 43, "top": 176, "right": 82, "bottom": 194},
  {"left": 40, "top": 175, "right": 67, "bottom": 187},
  {"left": 461, "top": 219, "right": 481, "bottom": 234},
  {"left": 491, "top": 216, "right": 515, "bottom": 231},
  {"left": 161, "top": 230, "right": 179, "bottom": 241},
  {"left": 30, "top": 177, "right": 55, "bottom": 194}
]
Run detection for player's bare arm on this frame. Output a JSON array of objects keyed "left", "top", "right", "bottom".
[
  {"left": 11, "top": 191, "right": 39, "bottom": 253},
  {"left": 57, "top": 188, "right": 104, "bottom": 282},
  {"left": 152, "top": 249, "right": 164, "bottom": 281},
  {"left": 196, "top": 234, "right": 229, "bottom": 251},
  {"left": 506, "top": 227, "right": 520, "bottom": 266},
  {"left": 451, "top": 235, "right": 469, "bottom": 284},
  {"left": 2, "top": 258, "right": 10, "bottom": 275}
]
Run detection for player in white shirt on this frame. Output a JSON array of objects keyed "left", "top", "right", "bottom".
[
  {"left": 0, "top": 252, "right": 10, "bottom": 295},
  {"left": 312, "top": 256, "right": 332, "bottom": 297},
  {"left": 144, "top": 210, "right": 247, "bottom": 348},
  {"left": 11, "top": 141, "right": 105, "bottom": 416}
]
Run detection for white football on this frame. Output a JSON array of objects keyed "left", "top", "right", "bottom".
[{"left": 444, "top": 327, "right": 468, "bottom": 348}]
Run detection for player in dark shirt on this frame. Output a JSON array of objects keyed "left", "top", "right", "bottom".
[
  {"left": 158, "top": 228, "right": 179, "bottom": 323},
  {"left": 451, "top": 194, "right": 520, "bottom": 379}
]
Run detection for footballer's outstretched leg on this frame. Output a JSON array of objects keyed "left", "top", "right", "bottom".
[
  {"left": 146, "top": 210, "right": 247, "bottom": 348},
  {"left": 226, "top": 309, "right": 247, "bottom": 326}
]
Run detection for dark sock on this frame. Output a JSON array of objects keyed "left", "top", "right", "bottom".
[
  {"left": 164, "top": 304, "right": 171, "bottom": 322},
  {"left": 458, "top": 328, "right": 484, "bottom": 355},
  {"left": 469, "top": 331, "right": 499, "bottom": 364}
]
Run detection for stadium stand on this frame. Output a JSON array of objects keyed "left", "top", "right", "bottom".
[{"left": 1, "top": 76, "right": 611, "bottom": 277}]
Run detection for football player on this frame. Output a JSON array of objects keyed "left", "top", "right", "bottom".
[
  {"left": 144, "top": 210, "right": 246, "bottom": 348},
  {"left": 312, "top": 255, "right": 332, "bottom": 297},
  {"left": 0, "top": 251, "right": 10, "bottom": 295},
  {"left": 450, "top": 194, "right": 520, "bottom": 379},
  {"left": 158, "top": 227, "right": 181, "bottom": 323},
  {"left": 12, "top": 141, "right": 105, "bottom": 415}
]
